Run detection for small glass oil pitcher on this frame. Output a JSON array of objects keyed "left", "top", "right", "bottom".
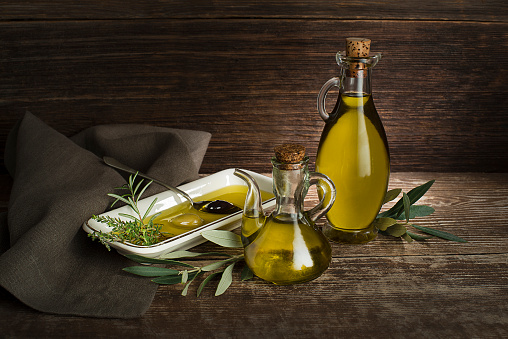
[
  {"left": 316, "top": 38, "right": 390, "bottom": 244},
  {"left": 234, "top": 144, "right": 336, "bottom": 285}
]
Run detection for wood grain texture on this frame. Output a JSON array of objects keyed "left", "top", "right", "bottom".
[
  {"left": 1, "top": 2, "right": 507, "bottom": 337},
  {"left": 1, "top": 254, "right": 506, "bottom": 338},
  {"left": 0, "top": 0, "right": 506, "bottom": 21},
  {"left": 1, "top": 19, "right": 507, "bottom": 174},
  {"left": 0, "top": 172, "right": 507, "bottom": 338}
]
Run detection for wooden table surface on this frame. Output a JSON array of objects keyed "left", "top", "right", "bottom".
[{"left": 1, "top": 172, "right": 507, "bottom": 338}]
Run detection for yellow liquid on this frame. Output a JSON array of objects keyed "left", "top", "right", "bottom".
[
  {"left": 316, "top": 93, "right": 389, "bottom": 232},
  {"left": 147, "top": 185, "right": 274, "bottom": 238},
  {"left": 244, "top": 215, "right": 331, "bottom": 285},
  {"left": 241, "top": 214, "right": 265, "bottom": 246}
]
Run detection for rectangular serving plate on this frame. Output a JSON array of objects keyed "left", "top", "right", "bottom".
[{"left": 83, "top": 168, "right": 274, "bottom": 258}]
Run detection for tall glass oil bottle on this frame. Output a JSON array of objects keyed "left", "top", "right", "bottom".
[{"left": 316, "top": 38, "right": 390, "bottom": 244}]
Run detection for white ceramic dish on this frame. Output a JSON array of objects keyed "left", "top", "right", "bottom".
[{"left": 83, "top": 168, "right": 275, "bottom": 258}]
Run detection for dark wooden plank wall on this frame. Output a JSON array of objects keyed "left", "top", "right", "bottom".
[{"left": 1, "top": 1, "right": 507, "bottom": 175}]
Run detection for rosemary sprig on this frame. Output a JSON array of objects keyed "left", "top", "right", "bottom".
[
  {"left": 88, "top": 172, "right": 169, "bottom": 250},
  {"left": 375, "top": 180, "right": 467, "bottom": 243}
]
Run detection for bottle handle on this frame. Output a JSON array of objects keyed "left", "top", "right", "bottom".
[
  {"left": 317, "top": 77, "right": 341, "bottom": 122},
  {"left": 305, "top": 172, "right": 336, "bottom": 223}
]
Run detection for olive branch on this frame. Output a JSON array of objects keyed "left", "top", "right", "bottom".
[
  {"left": 122, "top": 231, "right": 253, "bottom": 297},
  {"left": 375, "top": 180, "right": 467, "bottom": 243}
]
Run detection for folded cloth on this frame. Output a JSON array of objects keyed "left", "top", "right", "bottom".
[{"left": 0, "top": 112, "right": 211, "bottom": 318}]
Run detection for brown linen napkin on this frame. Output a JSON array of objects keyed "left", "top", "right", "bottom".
[{"left": 0, "top": 112, "right": 211, "bottom": 318}]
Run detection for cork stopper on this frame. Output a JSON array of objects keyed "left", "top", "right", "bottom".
[
  {"left": 274, "top": 144, "right": 306, "bottom": 169},
  {"left": 346, "top": 38, "right": 371, "bottom": 57},
  {"left": 345, "top": 37, "right": 371, "bottom": 78}
]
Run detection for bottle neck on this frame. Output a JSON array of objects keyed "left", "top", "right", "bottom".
[
  {"left": 271, "top": 159, "right": 309, "bottom": 219},
  {"left": 336, "top": 51, "right": 381, "bottom": 97},
  {"left": 340, "top": 66, "right": 372, "bottom": 96}
]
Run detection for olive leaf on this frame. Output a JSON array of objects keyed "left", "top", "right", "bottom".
[
  {"left": 151, "top": 275, "right": 181, "bottom": 285},
  {"left": 373, "top": 217, "right": 397, "bottom": 231},
  {"left": 396, "top": 205, "right": 435, "bottom": 220},
  {"left": 378, "top": 180, "right": 435, "bottom": 218},
  {"left": 385, "top": 223, "right": 407, "bottom": 237},
  {"left": 122, "top": 266, "right": 179, "bottom": 277},
  {"left": 401, "top": 232, "right": 413, "bottom": 243},
  {"left": 216, "top": 262, "right": 236, "bottom": 296},
  {"left": 241, "top": 265, "right": 254, "bottom": 281},
  {"left": 406, "top": 180, "right": 435, "bottom": 204},
  {"left": 406, "top": 231, "right": 434, "bottom": 241},
  {"left": 201, "top": 230, "right": 243, "bottom": 248},
  {"left": 201, "top": 258, "right": 236, "bottom": 272},
  {"left": 412, "top": 224, "right": 467, "bottom": 243},
  {"left": 181, "top": 270, "right": 189, "bottom": 284},
  {"left": 383, "top": 188, "right": 401, "bottom": 204},
  {"left": 197, "top": 272, "right": 221, "bottom": 297},
  {"left": 125, "top": 254, "right": 195, "bottom": 268},
  {"left": 160, "top": 251, "right": 232, "bottom": 259},
  {"left": 153, "top": 272, "right": 200, "bottom": 285},
  {"left": 401, "top": 192, "right": 411, "bottom": 222},
  {"left": 182, "top": 272, "right": 203, "bottom": 296},
  {"left": 181, "top": 281, "right": 191, "bottom": 296}
]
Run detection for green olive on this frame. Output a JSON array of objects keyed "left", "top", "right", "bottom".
[{"left": 170, "top": 213, "right": 204, "bottom": 229}]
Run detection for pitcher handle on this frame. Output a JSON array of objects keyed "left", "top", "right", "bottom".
[
  {"left": 317, "top": 77, "right": 341, "bottom": 122},
  {"left": 305, "top": 172, "right": 336, "bottom": 223}
]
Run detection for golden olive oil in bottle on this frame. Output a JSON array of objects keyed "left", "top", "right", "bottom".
[
  {"left": 234, "top": 144, "right": 336, "bottom": 285},
  {"left": 243, "top": 214, "right": 332, "bottom": 285},
  {"left": 316, "top": 38, "right": 390, "bottom": 244}
]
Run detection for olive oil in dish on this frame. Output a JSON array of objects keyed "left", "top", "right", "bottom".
[{"left": 147, "top": 185, "right": 274, "bottom": 238}]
